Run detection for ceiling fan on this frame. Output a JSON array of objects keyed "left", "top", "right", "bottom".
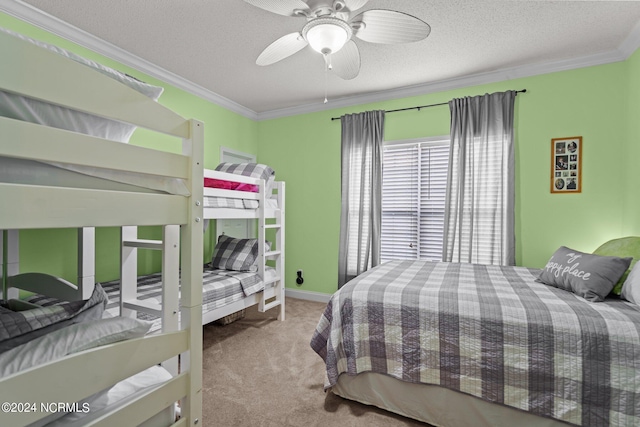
[{"left": 245, "top": 0, "right": 431, "bottom": 80}]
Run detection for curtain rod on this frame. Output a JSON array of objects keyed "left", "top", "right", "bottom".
[{"left": 330, "top": 89, "right": 527, "bottom": 121}]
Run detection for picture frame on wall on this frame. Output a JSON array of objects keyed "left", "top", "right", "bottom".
[{"left": 551, "top": 136, "right": 582, "bottom": 193}]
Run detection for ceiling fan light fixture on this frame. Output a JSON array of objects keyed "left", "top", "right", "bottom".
[{"left": 303, "top": 17, "right": 352, "bottom": 55}]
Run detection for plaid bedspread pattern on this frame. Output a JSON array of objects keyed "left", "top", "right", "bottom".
[
  {"left": 26, "top": 269, "right": 267, "bottom": 333},
  {"left": 207, "top": 162, "right": 276, "bottom": 210},
  {"left": 2, "top": 284, "right": 108, "bottom": 341},
  {"left": 97, "top": 268, "right": 269, "bottom": 332},
  {"left": 310, "top": 260, "right": 640, "bottom": 427},
  {"left": 204, "top": 196, "right": 259, "bottom": 210}
]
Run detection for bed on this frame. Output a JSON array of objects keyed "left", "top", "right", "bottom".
[
  {"left": 0, "top": 26, "right": 203, "bottom": 426},
  {"left": 4, "top": 163, "right": 286, "bottom": 330},
  {"left": 201, "top": 163, "right": 286, "bottom": 322},
  {"left": 311, "top": 246, "right": 640, "bottom": 427},
  {"left": 109, "top": 162, "right": 286, "bottom": 328}
]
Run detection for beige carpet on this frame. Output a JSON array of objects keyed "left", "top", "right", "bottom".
[{"left": 201, "top": 297, "right": 429, "bottom": 427}]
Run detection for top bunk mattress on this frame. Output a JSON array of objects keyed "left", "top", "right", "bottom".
[
  {"left": 203, "top": 162, "right": 279, "bottom": 210},
  {"left": 0, "top": 26, "right": 163, "bottom": 141},
  {"left": 0, "top": 27, "right": 188, "bottom": 196}
]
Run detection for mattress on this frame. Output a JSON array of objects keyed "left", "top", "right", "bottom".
[
  {"left": 42, "top": 365, "right": 175, "bottom": 427},
  {"left": 100, "top": 267, "right": 278, "bottom": 332},
  {"left": 24, "top": 267, "right": 277, "bottom": 333}
]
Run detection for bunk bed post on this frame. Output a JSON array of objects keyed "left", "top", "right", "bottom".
[
  {"left": 120, "top": 225, "right": 138, "bottom": 318},
  {"left": 277, "top": 182, "right": 285, "bottom": 321},
  {"left": 3, "top": 229, "right": 19, "bottom": 300},
  {"left": 258, "top": 178, "right": 266, "bottom": 281},
  {"left": 161, "top": 224, "right": 180, "bottom": 376},
  {"left": 258, "top": 180, "right": 285, "bottom": 319},
  {"left": 179, "top": 119, "right": 204, "bottom": 426},
  {"left": 77, "top": 227, "right": 96, "bottom": 300}
]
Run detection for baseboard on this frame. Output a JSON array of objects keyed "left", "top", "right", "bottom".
[{"left": 285, "top": 288, "right": 332, "bottom": 304}]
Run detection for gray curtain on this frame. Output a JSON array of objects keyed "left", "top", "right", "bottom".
[
  {"left": 338, "top": 110, "right": 385, "bottom": 287},
  {"left": 443, "top": 91, "right": 516, "bottom": 265}
]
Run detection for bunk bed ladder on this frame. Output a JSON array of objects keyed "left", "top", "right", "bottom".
[
  {"left": 120, "top": 225, "right": 181, "bottom": 375},
  {"left": 258, "top": 181, "right": 285, "bottom": 321}
]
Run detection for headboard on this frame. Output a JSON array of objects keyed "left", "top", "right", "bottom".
[{"left": 593, "top": 236, "right": 640, "bottom": 294}]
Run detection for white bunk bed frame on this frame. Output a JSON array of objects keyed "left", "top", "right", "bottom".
[
  {"left": 0, "top": 30, "right": 204, "bottom": 427},
  {"left": 2, "top": 171, "right": 286, "bottom": 329},
  {"left": 201, "top": 168, "right": 286, "bottom": 323},
  {"left": 118, "top": 170, "right": 286, "bottom": 327}
]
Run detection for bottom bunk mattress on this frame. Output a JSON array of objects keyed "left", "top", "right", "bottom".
[
  {"left": 310, "top": 260, "right": 640, "bottom": 427},
  {"left": 101, "top": 267, "right": 278, "bottom": 332},
  {"left": 0, "top": 290, "right": 176, "bottom": 427},
  {"left": 25, "top": 268, "right": 278, "bottom": 334}
]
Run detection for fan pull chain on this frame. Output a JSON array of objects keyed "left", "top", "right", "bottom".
[{"left": 324, "top": 54, "right": 329, "bottom": 104}]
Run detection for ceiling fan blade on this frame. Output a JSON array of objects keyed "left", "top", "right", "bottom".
[
  {"left": 341, "top": 0, "right": 369, "bottom": 12},
  {"left": 330, "top": 40, "right": 360, "bottom": 80},
  {"left": 351, "top": 9, "right": 431, "bottom": 44},
  {"left": 256, "top": 32, "right": 309, "bottom": 66},
  {"left": 244, "top": 0, "right": 310, "bottom": 17}
]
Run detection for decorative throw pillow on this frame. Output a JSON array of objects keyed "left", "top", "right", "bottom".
[
  {"left": 621, "top": 262, "right": 640, "bottom": 305},
  {"left": 211, "top": 235, "right": 271, "bottom": 272},
  {"left": 538, "top": 246, "right": 632, "bottom": 302}
]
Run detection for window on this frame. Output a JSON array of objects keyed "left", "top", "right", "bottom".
[{"left": 381, "top": 137, "right": 450, "bottom": 262}]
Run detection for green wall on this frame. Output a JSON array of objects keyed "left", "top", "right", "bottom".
[
  {"left": 259, "top": 57, "right": 637, "bottom": 295},
  {"left": 623, "top": 47, "right": 640, "bottom": 236},
  {"left": 0, "top": 13, "right": 259, "bottom": 283}
]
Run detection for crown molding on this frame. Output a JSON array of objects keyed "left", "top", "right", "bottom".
[
  {"left": 3, "top": 0, "right": 640, "bottom": 123},
  {"left": 257, "top": 47, "right": 628, "bottom": 121},
  {"left": 619, "top": 18, "right": 640, "bottom": 59},
  {"left": 0, "top": 0, "right": 259, "bottom": 121}
]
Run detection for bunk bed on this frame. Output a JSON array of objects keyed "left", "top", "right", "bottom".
[
  {"left": 201, "top": 164, "right": 285, "bottom": 323},
  {"left": 3, "top": 168, "right": 286, "bottom": 331},
  {"left": 96, "top": 164, "right": 286, "bottom": 331},
  {"left": 0, "top": 26, "right": 203, "bottom": 426}
]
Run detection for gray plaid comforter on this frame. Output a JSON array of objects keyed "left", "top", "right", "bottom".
[
  {"left": 29, "top": 269, "right": 271, "bottom": 333},
  {"left": 310, "top": 260, "right": 640, "bottom": 426},
  {"left": 1, "top": 284, "right": 108, "bottom": 345}
]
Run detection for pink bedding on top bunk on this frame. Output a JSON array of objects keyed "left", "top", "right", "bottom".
[{"left": 204, "top": 178, "right": 258, "bottom": 193}]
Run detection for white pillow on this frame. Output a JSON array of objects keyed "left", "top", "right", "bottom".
[
  {"left": 621, "top": 262, "right": 640, "bottom": 305},
  {"left": 0, "top": 27, "right": 163, "bottom": 100},
  {"left": 0, "top": 317, "right": 152, "bottom": 379},
  {"left": 44, "top": 365, "right": 175, "bottom": 427}
]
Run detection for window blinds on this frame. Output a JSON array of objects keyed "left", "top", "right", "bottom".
[{"left": 381, "top": 139, "right": 450, "bottom": 262}]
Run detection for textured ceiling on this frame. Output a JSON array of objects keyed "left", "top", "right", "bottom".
[{"left": 16, "top": 0, "right": 640, "bottom": 116}]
